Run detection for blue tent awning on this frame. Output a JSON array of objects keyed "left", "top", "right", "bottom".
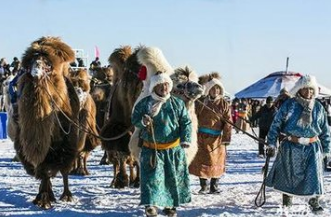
[{"left": 235, "top": 71, "right": 331, "bottom": 99}]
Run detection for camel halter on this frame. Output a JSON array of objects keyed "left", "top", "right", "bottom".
[{"left": 42, "top": 75, "right": 133, "bottom": 141}]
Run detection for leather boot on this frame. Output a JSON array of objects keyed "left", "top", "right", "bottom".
[
  {"left": 308, "top": 197, "right": 324, "bottom": 213},
  {"left": 282, "top": 194, "right": 293, "bottom": 207},
  {"left": 210, "top": 178, "right": 221, "bottom": 194},
  {"left": 162, "top": 207, "right": 176, "bottom": 217},
  {"left": 198, "top": 178, "right": 208, "bottom": 194},
  {"left": 145, "top": 206, "right": 158, "bottom": 217}
]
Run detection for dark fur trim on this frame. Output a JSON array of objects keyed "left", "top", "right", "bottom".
[{"left": 198, "top": 72, "right": 222, "bottom": 85}]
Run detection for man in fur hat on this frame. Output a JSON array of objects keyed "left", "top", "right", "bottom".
[
  {"left": 189, "top": 73, "right": 232, "bottom": 194},
  {"left": 132, "top": 72, "right": 192, "bottom": 217},
  {"left": 265, "top": 75, "right": 330, "bottom": 213}
]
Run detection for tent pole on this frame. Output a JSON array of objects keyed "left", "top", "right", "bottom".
[{"left": 285, "top": 57, "right": 289, "bottom": 74}]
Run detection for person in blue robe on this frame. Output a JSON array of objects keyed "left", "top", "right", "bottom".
[
  {"left": 132, "top": 72, "right": 192, "bottom": 217},
  {"left": 265, "top": 75, "right": 330, "bottom": 213}
]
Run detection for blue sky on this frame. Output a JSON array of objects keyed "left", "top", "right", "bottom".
[{"left": 1, "top": 0, "right": 331, "bottom": 94}]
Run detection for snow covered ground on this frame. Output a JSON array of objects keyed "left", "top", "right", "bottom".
[{"left": 0, "top": 129, "right": 330, "bottom": 217}]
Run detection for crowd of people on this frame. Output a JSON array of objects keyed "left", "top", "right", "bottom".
[{"left": 1, "top": 54, "right": 331, "bottom": 216}]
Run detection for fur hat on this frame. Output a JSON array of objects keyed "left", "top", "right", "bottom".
[
  {"left": 289, "top": 74, "right": 319, "bottom": 98},
  {"left": 199, "top": 72, "right": 224, "bottom": 96},
  {"left": 137, "top": 47, "right": 173, "bottom": 81},
  {"left": 149, "top": 73, "right": 173, "bottom": 93}
]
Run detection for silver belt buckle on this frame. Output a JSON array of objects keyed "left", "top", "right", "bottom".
[{"left": 298, "top": 137, "right": 310, "bottom": 145}]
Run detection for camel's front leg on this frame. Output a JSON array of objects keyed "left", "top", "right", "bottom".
[
  {"left": 33, "top": 177, "right": 54, "bottom": 209},
  {"left": 60, "top": 172, "right": 73, "bottom": 202},
  {"left": 114, "top": 154, "right": 129, "bottom": 188}
]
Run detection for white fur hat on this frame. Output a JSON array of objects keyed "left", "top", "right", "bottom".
[
  {"left": 203, "top": 78, "right": 225, "bottom": 96},
  {"left": 149, "top": 73, "right": 173, "bottom": 93},
  {"left": 137, "top": 47, "right": 174, "bottom": 82},
  {"left": 289, "top": 74, "right": 319, "bottom": 98}
]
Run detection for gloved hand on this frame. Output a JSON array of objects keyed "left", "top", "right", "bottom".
[
  {"left": 142, "top": 114, "right": 153, "bottom": 126},
  {"left": 266, "top": 146, "right": 276, "bottom": 157}
]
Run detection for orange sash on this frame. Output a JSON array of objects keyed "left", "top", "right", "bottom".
[{"left": 143, "top": 138, "right": 180, "bottom": 150}]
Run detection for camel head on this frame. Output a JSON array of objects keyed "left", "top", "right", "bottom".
[
  {"left": 90, "top": 66, "right": 114, "bottom": 85},
  {"left": 21, "top": 36, "right": 75, "bottom": 80},
  {"left": 171, "top": 66, "right": 204, "bottom": 102},
  {"left": 69, "top": 68, "right": 90, "bottom": 110}
]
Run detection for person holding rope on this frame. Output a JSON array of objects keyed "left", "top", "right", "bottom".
[
  {"left": 250, "top": 96, "right": 277, "bottom": 158},
  {"left": 131, "top": 72, "right": 192, "bottom": 217},
  {"left": 189, "top": 73, "right": 232, "bottom": 194},
  {"left": 265, "top": 75, "right": 330, "bottom": 213}
]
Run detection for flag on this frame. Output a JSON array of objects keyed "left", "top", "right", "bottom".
[{"left": 94, "top": 46, "right": 100, "bottom": 58}]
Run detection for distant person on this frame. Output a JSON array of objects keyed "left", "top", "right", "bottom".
[
  {"left": 251, "top": 100, "right": 262, "bottom": 127},
  {"left": 265, "top": 75, "right": 330, "bottom": 213},
  {"left": 77, "top": 58, "right": 85, "bottom": 67},
  {"left": 0, "top": 58, "right": 10, "bottom": 76},
  {"left": 10, "top": 57, "right": 20, "bottom": 71},
  {"left": 274, "top": 88, "right": 291, "bottom": 109},
  {"left": 90, "top": 57, "right": 101, "bottom": 69},
  {"left": 250, "top": 96, "right": 277, "bottom": 158},
  {"left": 231, "top": 98, "right": 240, "bottom": 130},
  {"left": 235, "top": 98, "right": 251, "bottom": 132}
]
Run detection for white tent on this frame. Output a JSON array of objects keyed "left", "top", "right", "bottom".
[{"left": 234, "top": 71, "right": 331, "bottom": 99}]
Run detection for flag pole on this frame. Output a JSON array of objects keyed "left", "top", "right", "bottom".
[{"left": 285, "top": 57, "right": 289, "bottom": 74}]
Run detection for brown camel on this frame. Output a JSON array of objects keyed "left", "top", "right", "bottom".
[
  {"left": 171, "top": 66, "right": 204, "bottom": 164},
  {"left": 69, "top": 68, "right": 100, "bottom": 175},
  {"left": 89, "top": 66, "right": 114, "bottom": 165},
  {"left": 100, "top": 45, "right": 143, "bottom": 188},
  {"left": 14, "top": 36, "right": 80, "bottom": 209}
]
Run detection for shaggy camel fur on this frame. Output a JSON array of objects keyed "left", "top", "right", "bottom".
[
  {"left": 170, "top": 66, "right": 204, "bottom": 163},
  {"left": 69, "top": 68, "right": 100, "bottom": 175},
  {"left": 100, "top": 46, "right": 142, "bottom": 188},
  {"left": 89, "top": 66, "right": 114, "bottom": 165},
  {"left": 14, "top": 36, "right": 80, "bottom": 209}
]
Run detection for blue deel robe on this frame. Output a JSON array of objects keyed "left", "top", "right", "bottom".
[
  {"left": 131, "top": 95, "right": 192, "bottom": 207},
  {"left": 266, "top": 98, "right": 331, "bottom": 196}
]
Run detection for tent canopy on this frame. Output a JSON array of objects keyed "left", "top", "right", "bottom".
[{"left": 234, "top": 71, "right": 331, "bottom": 99}]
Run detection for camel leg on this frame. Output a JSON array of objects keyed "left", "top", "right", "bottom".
[
  {"left": 110, "top": 162, "right": 118, "bottom": 188},
  {"left": 99, "top": 151, "right": 109, "bottom": 165},
  {"left": 129, "top": 160, "right": 135, "bottom": 186},
  {"left": 115, "top": 155, "right": 129, "bottom": 188},
  {"left": 33, "top": 177, "right": 53, "bottom": 209},
  {"left": 60, "top": 172, "right": 73, "bottom": 202},
  {"left": 83, "top": 152, "right": 90, "bottom": 175},
  {"left": 71, "top": 152, "right": 88, "bottom": 176},
  {"left": 70, "top": 156, "right": 79, "bottom": 174},
  {"left": 133, "top": 161, "right": 140, "bottom": 188}
]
